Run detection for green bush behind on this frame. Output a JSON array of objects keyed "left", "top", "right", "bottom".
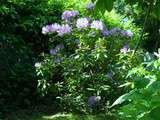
[{"left": 0, "top": 0, "right": 64, "bottom": 113}]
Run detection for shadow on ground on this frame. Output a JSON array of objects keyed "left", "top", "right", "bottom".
[{"left": 3, "top": 105, "right": 118, "bottom": 120}]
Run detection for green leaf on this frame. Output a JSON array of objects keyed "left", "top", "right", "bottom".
[
  {"left": 150, "top": 106, "right": 160, "bottom": 120},
  {"left": 86, "top": 88, "right": 95, "bottom": 91},
  {"left": 95, "top": 0, "right": 115, "bottom": 12},
  {"left": 111, "top": 93, "right": 130, "bottom": 107},
  {"left": 91, "top": 0, "right": 96, "bottom": 2}
]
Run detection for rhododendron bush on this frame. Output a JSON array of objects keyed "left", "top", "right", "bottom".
[{"left": 36, "top": 2, "right": 143, "bottom": 113}]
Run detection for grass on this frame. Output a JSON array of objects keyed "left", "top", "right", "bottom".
[
  {"left": 3, "top": 105, "right": 119, "bottom": 120},
  {"left": 6, "top": 113, "right": 117, "bottom": 120}
]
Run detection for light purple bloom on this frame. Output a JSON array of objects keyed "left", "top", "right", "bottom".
[
  {"left": 88, "top": 96, "right": 101, "bottom": 107},
  {"left": 76, "top": 18, "right": 89, "bottom": 29},
  {"left": 91, "top": 20, "right": 105, "bottom": 30},
  {"left": 50, "top": 49, "right": 57, "bottom": 55},
  {"left": 57, "top": 24, "right": 72, "bottom": 36},
  {"left": 102, "top": 28, "right": 121, "bottom": 36},
  {"left": 42, "top": 25, "right": 51, "bottom": 34},
  {"left": 109, "top": 28, "right": 121, "bottom": 35},
  {"left": 121, "top": 30, "right": 134, "bottom": 37},
  {"left": 50, "top": 23, "right": 61, "bottom": 32},
  {"left": 42, "top": 23, "right": 61, "bottom": 34},
  {"left": 62, "top": 10, "right": 79, "bottom": 20},
  {"left": 102, "top": 30, "right": 110, "bottom": 36},
  {"left": 86, "top": 17, "right": 92, "bottom": 22},
  {"left": 86, "top": 2, "right": 95, "bottom": 9},
  {"left": 120, "top": 44, "right": 130, "bottom": 54}
]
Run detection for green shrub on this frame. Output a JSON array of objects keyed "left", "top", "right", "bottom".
[{"left": 36, "top": 2, "right": 143, "bottom": 113}]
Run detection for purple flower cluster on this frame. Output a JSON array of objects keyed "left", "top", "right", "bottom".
[
  {"left": 88, "top": 96, "right": 101, "bottom": 107},
  {"left": 121, "top": 30, "right": 134, "bottom": 37},
  {"left": 62, "top": 10, "right": 79, "bottom": 20},
  {"left": 42, "top": 8, "right": 135, "bottom": 38},
  {"left": 42, "top": 23, "right": 61, "bottom": 34},
  {"left": 42, "top": 23, "right": 72, "bottom": 36},
  {"left": 42, "top": 10, "right": 80, "bottom": 35},
  {"left": 50, "top": 44, "right": 64, "bottom": 55},
  {"left": 57, "top": 24, "right": 72, "bottom": 36},
  {"left": 91, "top": 20, "right": 105, "bottom": 30},
  {"left": 76, "top": 18, "right": 107, "bottom": 31},
  {"left": 86, "top": 2, "right": 95, "bottom": 10},
  {"left": 120, "top": 44, "right": 130, "bottom": 54},
  {"left": 76, "top": 18, "right": 89, "bottom": 29},
  {"left": 50, "top": 49, "right": 58, "bottom": 55},
  {"left": 50, "top": 44, "right": 64, "bottom": 63},
  {"left": 102, "top": 27, "right": 134, "bottom": 38},
  {"left": 109, "top": 28, "right": 121, "bottom": 35},
  {"left": 102, "top": 28, "right": 121, "bottom": 37},
  {"left": 102, "top": 30, "right": 110, "bottom": 36}
]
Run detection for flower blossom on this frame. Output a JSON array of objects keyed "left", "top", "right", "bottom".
[
  {"left": 57, "top": 24, "right": 72, "bottom": 36},
  {"left": 62, "top": 10, "right": 79, "bottom": 20},
  {"left": 120, "top": 44, "right": 130, "bottom": 54},
  {"left": 42, "top": 23, "right": 61, "bottom": 34},
  {"left": 86, "top": 2, "right": 95, "bottom": 10},
  {"left": 102, "top": 28, "right": 121, "bottom": 37},
  {"left": 91, "top": 20, "right": 105, "bottom": 30},
  {"left": 109, "top": 28, "right": 121, "bottom": 35},
  {"left": 102, "top": 30, "right": 110, "bottom": 36},
  {"left": 121, "top": 30, "right": 134, "bottom": 37},
  {"left": 88, "top": 96, "right": 101, "bottom": 107},
  {"left": 50, "top": 49, "right": 58, "bottom": 55},
  {"left": 76, "top": 18, "right": 89, "bottom": 28}
]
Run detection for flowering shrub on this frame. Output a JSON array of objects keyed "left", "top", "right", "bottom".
[{"left": 36, "top": 6, "right": 142, "bottom": 113}]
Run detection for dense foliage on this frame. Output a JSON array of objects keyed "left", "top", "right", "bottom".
[
  {"left": 0, "top": 0, "right": 64, "bottom": 113},
  {"left": 36, "top": 1, "right": 143, "bottom": 113},
  {"left": 112, "top": 51, "right": 160, "bottom": 120},
  {"left": 1, "top": 0, "right": 160, "bottom": 119}
]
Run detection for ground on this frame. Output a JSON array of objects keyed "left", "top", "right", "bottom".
[{"left": 3, "top": 105, "right": 118, "bottom": 120}]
